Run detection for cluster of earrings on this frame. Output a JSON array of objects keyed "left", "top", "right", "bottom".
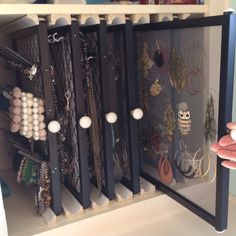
[{"left": 9, "top": 87, "right": 47, "bottom": 141}]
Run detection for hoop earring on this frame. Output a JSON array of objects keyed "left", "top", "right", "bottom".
[{"left": 186, "top": 68, "right": 205, "bottom": 95}]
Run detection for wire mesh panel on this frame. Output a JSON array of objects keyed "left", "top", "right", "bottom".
[
  {"left": 14, "top": 29, "right": 48, "bottom": 156},
  {"left": 48, "top": 24, "right": 90, "bottom": 208},
  {"left": 80, "top": 22, "right": 115, "bottom": 199},
  {"left": 11, "top": 22, "right": 62, "bottom": 215},
  {"left": 15, "top": 33, "right": 43, "bottom": 97}
]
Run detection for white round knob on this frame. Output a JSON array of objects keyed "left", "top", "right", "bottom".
[
  {"left": 230, "top": 129, "right": 236, "bottom": 141},
  {"left": 105, "top": 112, "right": 117, "bottom": 124},
  {"left": 48, "top": 120, "right": 61, "bottom": 133},
  {"left": 131, "top": 108, "right": 144, "bottom": 120},
  {"left": 79, "top": 116, "right": 92, "bottom": 129}
]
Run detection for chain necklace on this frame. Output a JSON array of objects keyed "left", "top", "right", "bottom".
[{"left": 81, "top": 37, "right": 103, "bottom": 194}]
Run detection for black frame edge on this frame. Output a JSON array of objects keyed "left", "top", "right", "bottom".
[
  {"left": 38, "top": 21, "right": 62, "bottom": 215},
  {"left": 215, "top": 13, "right": 236, "bottom": 232}
]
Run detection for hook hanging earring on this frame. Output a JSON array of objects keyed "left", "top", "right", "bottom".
[
  {"left": 204, "top": 93, "right": 217, "bottom": 143},
  {"left": 149, "top": 77, "right": 162, "bottom": 97},
  {"left": 154, "top": 40, "right": 164, "bottom": 67}
]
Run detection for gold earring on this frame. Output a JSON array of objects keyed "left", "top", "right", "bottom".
[
  {"left": 138, "top": 42, "right": 154, "bottom": 79},
  {"left": 150, "top": 78, "right": 162, "bottom": 97}
]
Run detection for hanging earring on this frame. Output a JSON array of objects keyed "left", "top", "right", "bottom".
[
  {"left": 138, "top": 42, "right": 154, "bottom": 79},
  {"left": 177, "top": 102, "right": 191, "bottom": 136},
  {"left": 157, "top": 153, "right": 173, "bottom": 185},
  {"left": 154, "top": 41, "right": 164, "bottom": 68},
  {"left": 169, "top": 48, "right": 187, "bottom": 92},
  {"left": 150, "top": 78, "right": 162, "bottom": 97},
  {"left": 163, "top": 100, "right": 176, "bottom": 143},
  {"left": 204, "top": 94, "right": 217, "bottom": 143}
]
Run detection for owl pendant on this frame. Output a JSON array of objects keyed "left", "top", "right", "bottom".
[{"left": 178, "top": 102, "right": 191, "bottom": 135}]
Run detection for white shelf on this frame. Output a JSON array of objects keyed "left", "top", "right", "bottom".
[
  {"left": 0, "top": 4, "right": 208, "bottom": 15},
  {"left": 0, "top": 4, "right": 208, "bottom": 28},
  {"left": 0, "top": 168, "right": 159, "bottom": 236}
]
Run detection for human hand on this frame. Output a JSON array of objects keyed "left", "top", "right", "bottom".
[{"left": 211, "top": 122, "right": 236, "bottom": 169}]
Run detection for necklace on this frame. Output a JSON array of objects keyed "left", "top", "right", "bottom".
[{"left": 81, "top": 36, "right": 103, "bottom": 194}]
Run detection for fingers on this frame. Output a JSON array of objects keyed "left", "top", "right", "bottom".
[
  {"left": 227, "top": 122, "right": 236, "bottom": 130},
  {"left": 221, "top": 160, "right": 236, "bottom": 169},
  {"left": 219, "top": 135, "right": 236, "bottom": 147},
  {"left": 211, "top": 143, "right": 221, "bottom": 152},
  {"left": 217, "top": 149, "right": 236, "bottom": 161}
]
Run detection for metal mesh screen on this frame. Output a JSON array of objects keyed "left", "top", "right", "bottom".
[
  {"left": 49, "top": 32, "right": 81, "bottom": 192},
  {"left": 15, "top": 33, "right": 43, "bottom": 98},
  {"left": 82, "top": 31, "right": 105, "bottom": 186},
  {"left": 14, "top": 32, "right": 48, "bottom": 157}
]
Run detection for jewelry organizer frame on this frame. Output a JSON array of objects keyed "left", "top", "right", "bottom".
[
  {"left": 132, "top": 14, "right": 236, "bottom": 231},
  {"left": 107, "top": 21, "right": 140, "bottom": 194},
  {"left": 47, "top": 21, "right": 91, "bottom": 208},
  {"left": 10, "top": 21, "right": 63, "bottom": 215},
  {"left": 79, "top": 21, "right": 115, "bottom": 200}
]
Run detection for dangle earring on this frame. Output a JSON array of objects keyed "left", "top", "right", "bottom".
[
  {"left": 204, "top": 94, "right": 216, "bottom": 143},
  {"left": 177, "top": 102, "right": 191, "bottom": 136},
  {"left": 163, "top": 100, "right": 176, "bottom": 143},
  {"left": 154, "top": 41, "right": 164, "bottom": 68},
  {"left": 150, "top": 78, "right": 162, "bottom": 97},
  {"left": 169, "top": 48, "right": 187, "bottom": 92},
  {"left": 138, "top": 42, "right": 154, "bottom": 79},
  {"left": 158, "top": 154, "right": 173, "bottom": 185}
]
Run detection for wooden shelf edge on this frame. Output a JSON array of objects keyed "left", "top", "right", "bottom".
[{"left": 0, "top": 4, "right": 208, "bottom": 15}]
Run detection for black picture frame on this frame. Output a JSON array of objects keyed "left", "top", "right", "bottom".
[
  {"left": 133, "top": 13, "right": 236, "bottom": 231},
  {"left": 48, "top": 21, "right": 91, "bottom": 209},
  {"left": 80, "top": 21, "right": 115, "bottom": 200},
  {"left": 107, "top": 21, "right": 140, "bottom": 194},
  {"left": 11, "top": 21, "right": 63, "bottom": 215}
]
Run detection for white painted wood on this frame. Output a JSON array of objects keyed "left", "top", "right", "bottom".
[
  {"left": 77, "top": 14, "right": 100, "bottom": 25},
  {"left": 115, "top": 183, "right": 133, "bottom": 202},
  {"left": 2, "top": 14, "right": 39, "bottom": 34},
  {"left": 90, "top": 185, "right": 109, "bottom": 210},
  {"left": 140, "top": 177, "right": 156, "bottom": 196},
  {"left": 47, "top": 14, "right": 72, "bottom": 27},
  {"left": 103, "top": 14, "right": 126, "bottom": 25},
  {"left": 42, "top": 207, "right": 57, "bottom": 225},
  {"left": 128, "top": 14, "right": 150, "bottom": 24},
  {"left": 150, "top": 13, "right": 174, "bottom": 23},
  {"left": 0, "top": 4, "right": 208, "bottom": 15},
  {"left": 0, "top": 183, "right": 8, "bottom": 236},
  {"left": 61, "top": 186, "right": 83, "bottom": 218},
  {"left": 177, "top": 13, "right": 191, "bottom": 19}
]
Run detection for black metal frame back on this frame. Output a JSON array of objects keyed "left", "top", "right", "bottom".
[
  {"left": 11, "top": 21, "right": 63, "bottom": 215},
  {"left": 133, "top": 14, "right": 236, "bottom": 231},
  {"left": 48, "top": 22, "right": 91, "bottom": 208},
  {"left": 80, "top": 21, "right": 115, "bottom": 199},
  {"left": 107, "top": 21, "right": 140, "bottom": 194}
]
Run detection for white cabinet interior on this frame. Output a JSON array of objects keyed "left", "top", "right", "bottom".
[{"left": 0, "top": 4, "right": 215, "bottom": 236}]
